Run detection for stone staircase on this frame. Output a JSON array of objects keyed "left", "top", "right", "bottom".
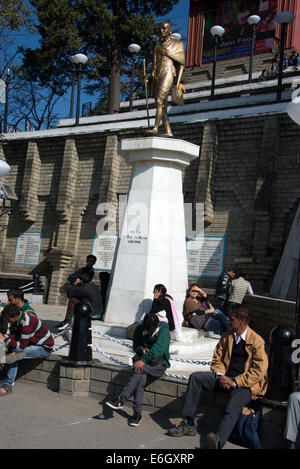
[{"left": 183, "top": 51, "right": 276, "bottom": 85}]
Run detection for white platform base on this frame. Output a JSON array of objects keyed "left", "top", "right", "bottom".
[{"left": 54, "top": 322, "right": 219, "bottom": 376}]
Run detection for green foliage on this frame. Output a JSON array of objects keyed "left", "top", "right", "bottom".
[
  {"left": 20, "top": 0, "right": 179, "bottom": 110},
  {"left": 0, "top": 0, "right": 33, "bottom": 31}
]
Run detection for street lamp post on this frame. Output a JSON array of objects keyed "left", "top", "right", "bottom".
[
  {"left": 69, "top": 64, "right": 77, "bottom": 119},
  {"left": 128, "top": 43, "right": 141, "bottom": 112},
  {"left": 70, "top": 53, "right": 88, "bottom": 126},
  {"left": 276, "top": 10, "right": 295, "bottom": 103},
  {"left": 210, "top": 25, "right": 225, "bottom": 100},
  {"left": 247, "top": 15, "right": 260, "bottom": 83},
  {"left": 3, "top": 68, "right": 10, "bottom": 133}
]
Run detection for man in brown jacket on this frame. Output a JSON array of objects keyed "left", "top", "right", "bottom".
[{"left": 168, "top": 306, "right": 268, "bottom": 448}]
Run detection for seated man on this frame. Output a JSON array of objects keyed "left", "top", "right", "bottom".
[
  {"left": 284, "top": 391, "right": 300, "bottom": 449},
  {"left": 0, "top": 300, "right": 7, "bottom": 341},
  {"left": 168, "top": 306, "right": 268, "bottom": 449},
  {"left": 106, "top": 313, "right": 171, "bottom": 427},
  {"left": 56, "top": 273, "right": 103, "bottom": 330},
  {"left": 68, "top": 254, "right": 97, "bottom": 285},
  {"left": 0, "top": 304, "right": 54, "bottom": 395},
  {"left": 7, "top": 289, "right": 35, "bottom": 314}
]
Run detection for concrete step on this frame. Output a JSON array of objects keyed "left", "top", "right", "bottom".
[{"left": 53, "top": 321, "right": 219, "bottom": 376}]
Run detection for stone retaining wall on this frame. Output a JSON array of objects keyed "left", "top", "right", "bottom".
[
  {"left": 1, "top": 109, "right": 300, "bottom": 305},
  {"left": 12, "top": 355, "right": 287, "bottom": 449},
  {"left": 243, "top": 295, "right": 296, "bottom": 340}
]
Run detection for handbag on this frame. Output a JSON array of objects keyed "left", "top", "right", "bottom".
[
  {"left": 171, "top": 85, "right": 184, "bottom": 106},
  {"left": 229, "top": 407, "right": 262, "bottom": 449},
  {"left": 203, "top": 313, "right": 215, "bottom": 332},
  {"left": 126, "top": 322, "right": 138, "bottom": 340}
]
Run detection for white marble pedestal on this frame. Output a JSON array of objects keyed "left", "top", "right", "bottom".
[{"left": 104, "top": 137, "right": 199, "bottom": 325}]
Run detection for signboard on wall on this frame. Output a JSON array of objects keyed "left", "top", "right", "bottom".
[
  {"left": 202, "top": 0, "right": 277, "bottom": 63},
  {"left": 14, "top": 231, "right": 43, "bottom": 266},
  {"left": 186, "top": 235, "right": 226, "bottom": 278},
  {"left": 92, "top": 234, "right": 118, "bottom": 271}
]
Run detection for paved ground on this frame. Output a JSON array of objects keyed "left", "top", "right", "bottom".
[{"left": 0, "top": 381, "right": 242, "bottom": 450}]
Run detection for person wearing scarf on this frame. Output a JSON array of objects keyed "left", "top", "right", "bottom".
[{"left": 150, "top": 284, "right": 183, "bottom": 341}]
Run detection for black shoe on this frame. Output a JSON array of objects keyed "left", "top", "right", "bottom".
[
  {"left": 56, "top": 320, "right": 71, "bottom": 331},
  {"left": 205, "top": 432, "right": 220, "bottom": 449},
  {"left": 128, "top": 412, "right": 142, "bottom": 427},
  {"left": 106, "top": 395, "right": 124, "bottom": 410}
]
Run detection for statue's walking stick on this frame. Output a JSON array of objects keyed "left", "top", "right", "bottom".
[{"left": 143, "top": 59, "right": 150, "bottom": 129}]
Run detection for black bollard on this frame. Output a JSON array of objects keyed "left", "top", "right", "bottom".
[
  {"left": 267, "top": 326, "right": 295, "bottom": 402},
  {"left": 67, "top": 301, "right": 93, "bottom": 366},
  {"left": 33, "top": 273, "right": 40, "bottom": 294}
]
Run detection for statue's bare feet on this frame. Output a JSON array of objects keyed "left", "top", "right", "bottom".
[
  {"left": 145, "top": 127, "right": 158, "bottom": 135},
  {"left": 164, "top": 130, "right": 173, "bottom": 137}
]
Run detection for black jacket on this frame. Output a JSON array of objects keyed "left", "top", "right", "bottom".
[
  {"left": 67, "top": 281, "right": 103, "bottom": 315},
  {"left": 150, "top": 295, "right": 175, "bottom": 331},
  {"left": 0, "top": 313, "right": 7, "bottom": 335},
  {"left": 215, "top": 271, "right": 232, "bottom": 300},
  {"left": 68, "top": 266, "right": 94, "bottom": 285}
]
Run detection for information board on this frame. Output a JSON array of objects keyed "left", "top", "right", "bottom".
[
  {"left": 92, "top": 234, "right": 118, "bottom": 271},
  {"left": 186, "top": 235, "right": 226, "bottom": 278},
  {"left": 14, "top": 231, "right": 43, "bottom": 266}
]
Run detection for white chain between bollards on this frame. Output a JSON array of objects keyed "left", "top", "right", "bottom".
[
  {"left": 91, "top": 328, "right": 212, "bottom": 366},
  {"left": 51, "top": 326, "right": 212, "bottom": 368},
  {"left": 89, "top": 343, "right": 190, "bottom": 381}
]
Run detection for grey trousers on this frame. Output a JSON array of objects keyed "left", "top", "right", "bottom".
[
  {"left": 284, "top": 392, "right": 300, "bottom": 445},
  {"left": 182, "top": 371, "right": 252, "bottom": 448},
  {"left": 121, "top": 361, "right": 166, "bottom": 414}
]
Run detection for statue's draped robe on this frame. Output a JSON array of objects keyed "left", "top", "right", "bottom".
[{"left": 152, "top": 38, "right": 185, "bottom": 101}]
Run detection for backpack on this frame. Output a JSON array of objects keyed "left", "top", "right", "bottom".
[{"left": 229, "top": 407, "right": 262, "bottom": 449}]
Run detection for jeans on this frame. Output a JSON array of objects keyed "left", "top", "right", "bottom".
[
  {"left": 207, "top": 309, "right": 229, "bottom": 335},
  {"left": 218, "top": 298, "right": 228, "bottom": 315},
  {"left": 3, "top": 346, "right": 51, "bottom": 388}
]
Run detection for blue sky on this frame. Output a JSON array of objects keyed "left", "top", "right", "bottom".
[{"left": 3, "top": 0, "right": 190, "bottom": 125}]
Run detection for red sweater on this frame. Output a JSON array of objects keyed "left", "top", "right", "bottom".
[{"left": 5, "top": 310, "right": 54, "bottom": 352}]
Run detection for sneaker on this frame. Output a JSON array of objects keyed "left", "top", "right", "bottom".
[
  {"left": 106, "top": 395, "right": 124, "bottom": 410},
  {"left": 55, "top": 320, "right": 71, "bottom": 331},
  {"left": 205, "top": 432, "right": 220, "bottom": 449},
  {"left": 128, "top": 412, "right": 142, "bottom": 427},
  {"left": 168, "top": 419, "right": 197, "bottom": 437}
]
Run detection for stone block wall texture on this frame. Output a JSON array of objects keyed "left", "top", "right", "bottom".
[{"left": 0, "top": 112, "right": 300, "bottom": 304}]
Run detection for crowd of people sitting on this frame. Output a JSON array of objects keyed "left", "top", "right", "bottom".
[
  {"left": 259, "top": 50, "right": 300, "bottom": 81},
  {"left": 0, "top": 254, "right": 110, "bottom": 395},
  {"left": 0, "top": 260, "right": 299, "bottom": 449}
]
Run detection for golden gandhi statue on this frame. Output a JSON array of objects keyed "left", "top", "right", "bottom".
[{"left": 146, "top": 22, "right": 185, "bottom": 137}]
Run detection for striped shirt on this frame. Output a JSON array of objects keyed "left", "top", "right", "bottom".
[
  {"left": 228, "top": 277, "right": 253, "bottom": 304},
  {"left": 5, "top": 310, "right": 54, "bottom": 352}
]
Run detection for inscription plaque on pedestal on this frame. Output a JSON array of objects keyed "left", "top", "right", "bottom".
[
  {"left": 14, "top": 231, "right": 43, "bottom": 266},
  {"left": 92, "top": 234, "right": 118, "bottom": 271},
  {"left": 187, "top": 235, "right": 226, "bottom": 278}
]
